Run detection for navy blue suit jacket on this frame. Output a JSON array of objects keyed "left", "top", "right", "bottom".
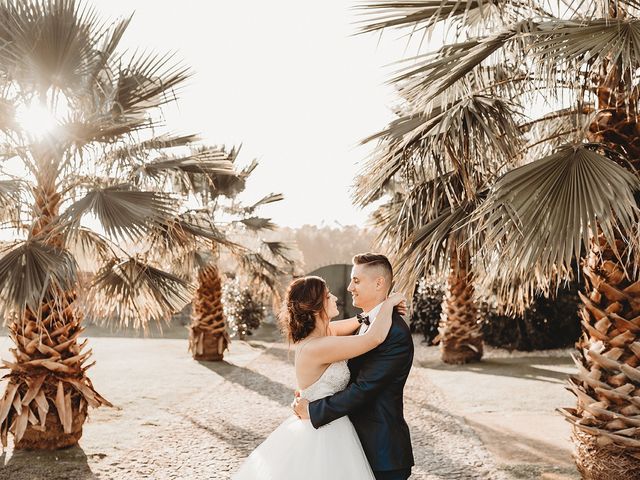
[{"left": 308, "top": 312, "right": 414, "bottom": 472}]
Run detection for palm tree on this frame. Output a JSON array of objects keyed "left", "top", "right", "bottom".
[
  {"left": 356, "top": 10, "right": 531, "bottom": 363},
  {"left": 358, "top": 0, "right": 640, "bottom": 475},
  {"left": 153, "top": 151, "right": 292, "bottom": 361},
  {"left": 356, "top": 93, "right": 525, "bottom": 363},
  {"left": 0, "top": 0, "right": 233, "bottom": 450}
]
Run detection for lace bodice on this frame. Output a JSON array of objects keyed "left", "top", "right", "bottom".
[{"left": 299, "top": 361, "right": 350, "bottom": 402}]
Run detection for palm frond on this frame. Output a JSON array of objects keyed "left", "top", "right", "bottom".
[
  {"left": 237, "top": 252, "right": 285, "bottom": 296},
  {"left": 169, "top": 249, "right": 210, "bottom": 279},
  {"left": 395, "top": 196, "right": 483, "bottom": 291},
  {"left": 239, "top": 217, "right": 277, "bottom": 231},
  {"left": 136, "top": 148, "right": 237, "bottom": 195},
  {"left": 245, "top": 193, "right": 284, "bottom": 214},
  {"left": 0, "top": 178, "right": 23, "bottom": 203},
  {"left": 528, "top": 19, "right": 640, "bottom": 92},
  {"left": 0, "top": 240, "right": 77, "bottom": 318},
  {"left": 64, "top": 115, "right": 151, "bottom": 147},
  {"left": 0, "top": 0, "right": 108, "bottom": 95},
  {"left": 109, "top": 50, "right": 191, "bottom": 118},
  {"left": 357, "top": 0, "right": 542, "bottom": 36},
  {"left": 391, "top": 22, "right": 536, "bottom": 107},
  {"left": 521, "top": 105, "right": 595, "bottom": 158},
  {"left": 150, "top": 212, "right": 245, "bottom": 255},
  {"left": 100, "top": 133, "right": 199, "bottom": 171},
  {"left": 262, "top": 240, "right": 294, "bottom": 265},
  {"left": 0, "top": 97, "right": 17, "bottom": 133},
  {"left": 86, "top": 257, "right": 193, "bottom": 329},
  {"left": 61, "top": 184, "right": 176, "bottom": 240},
  {"left": 475, "top": 143, "right": 640, "bottom": 301},
  {"left": 64, "top": 228, "right": 115, "bottom": 271},
  {"left": 356, "top": 94, "right": 523, "bottom": 205},
  {"left": 372, "top": 172, "right": 461, "bottom": 242}
]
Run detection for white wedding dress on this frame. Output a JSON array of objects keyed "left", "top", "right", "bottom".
[{"left": 232, "top": 360, "right": 375, "bottom": 479}]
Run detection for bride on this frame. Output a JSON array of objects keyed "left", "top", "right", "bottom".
[{"left": 233, "top": 275, "right": 405, "bottom": 479}]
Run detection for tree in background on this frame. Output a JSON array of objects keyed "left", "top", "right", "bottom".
[
  {"left": 156, "top": 151, "right": 293, "bottom": 361},
  {"left": 0, "top": 0, "right": 231, "bottom": 449},
  {"left": 358, "top": 0, "right": 640, "bottom": 474}
]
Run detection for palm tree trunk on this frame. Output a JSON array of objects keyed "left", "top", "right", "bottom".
[
  {"left": 0, "top": 185, "right": 110, "bottom": 450},
  {"left": 439, "top": 244, "right": 483, "bottom": 364},
  {"left": 564, "top": 18, "right": 640, "bottom": 473},
  {"left": 188, "top": 265, "right": 230, "bottom": 361},
  {"left": 559, "top": 233, "right": 640, "bottom": 478}
]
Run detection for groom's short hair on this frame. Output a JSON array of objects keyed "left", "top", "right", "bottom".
[{"left": 352, "top": 253, "right": 393, "bottom": 294}]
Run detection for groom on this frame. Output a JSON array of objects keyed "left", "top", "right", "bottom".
[{"left": 294, "top": 253, "right": 414, "bottom": 480}]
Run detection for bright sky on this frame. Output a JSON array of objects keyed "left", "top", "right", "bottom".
[{"left": 96, "top": 1, "right": 411, "bottom": 227}]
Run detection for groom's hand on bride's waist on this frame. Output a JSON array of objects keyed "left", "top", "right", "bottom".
[{"left": 292, "top": 395, "right": 310, "bottom": 420}]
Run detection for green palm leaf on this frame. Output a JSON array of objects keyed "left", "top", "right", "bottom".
[{"left": 61, "top": 184, "right": 175, "bottom": 240}]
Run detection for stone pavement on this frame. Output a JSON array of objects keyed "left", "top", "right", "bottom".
[
  {"left": 415, "top": 347, "right": 580, "bottom": 480},
  {"left": 0, "top": 325, "right": 578, "bottom": 479}
]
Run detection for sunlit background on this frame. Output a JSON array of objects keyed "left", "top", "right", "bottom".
[{"left": 89, "top": 0, "right": 415, "bottom": 227}]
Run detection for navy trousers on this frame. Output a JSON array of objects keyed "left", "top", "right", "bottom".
[{"left": 373, "top": 468, "right": 412, "bottom": 480}]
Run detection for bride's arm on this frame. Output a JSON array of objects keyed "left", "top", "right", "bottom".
[
  {"left": 302, "top": 293, "right": 405, "bottom": 364},
  {"left": 328, "top": 299, "right": 408, "bottom": 336},
  {"left": 327, "top": 317, "right": 359, "bottom": 336}
]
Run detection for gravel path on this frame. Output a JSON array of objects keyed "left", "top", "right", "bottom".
[{"left": 0, "top": 329, "right": 507, "bottom": 480}]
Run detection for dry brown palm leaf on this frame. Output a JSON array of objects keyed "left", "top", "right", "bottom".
[{"left": 87, "top": 256, "right": 193, "bottom": 329}]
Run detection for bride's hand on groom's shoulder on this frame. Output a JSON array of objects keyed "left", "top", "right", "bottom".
[
  {"left": 396, "top": 300, "right": 408, "bottom": 317},
  {"left": 387, "top": 292, "right": 406, "bottom": 305},
  {"left": 387, "top": 292, "right": 409, "bottom": 316}
]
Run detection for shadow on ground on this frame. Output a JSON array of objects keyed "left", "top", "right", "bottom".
[
  {"left": 420, "top": 356, "right": 574, "bottom": 384},
  {"left": 181, "top": 414, "right": 264, "bottom": 457},
  {"left": 198, "top": 360, "right": 292, "bottom": 407},
  {"left": 0, "top": 446, "right": 97, "bottom": 480},
  {"left": 464, "top": 418, "right": 574, "bottom": 467}
]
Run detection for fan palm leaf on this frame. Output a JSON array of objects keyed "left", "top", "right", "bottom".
[
  {"left": 476, "top": 144, "right": 640, "bottom": 305},
  {"left": 357, "top": 0, "right": 547, "bottom": 35},
  {"left": 0, "top": 240, "right": 77, "bottom": 316},
  {"left": 528, "top": 19, "right": 640, "bottom": 90},
  {"left": 0, "top": 0, "right": 107, "bottom": 94},
  {"left": 392, "top": 22, "right": 537, "bottom": 107},
  {"left": 61, "top": 185, "right": 175, "bottom": 240},
  {"left": 86, "top": 257, "right": 193, "bottom": 329}
]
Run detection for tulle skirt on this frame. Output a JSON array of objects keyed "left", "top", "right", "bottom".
[{"left": 232, "top": 415, "right": 375, "bottom": 479}]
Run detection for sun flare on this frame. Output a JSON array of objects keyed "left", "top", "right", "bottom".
[
  {"left": 16, "top": 101, "right": 60, "bottom": 138},
  {"left": 15, "top": 94, "right": 70, "bottom": 139}
]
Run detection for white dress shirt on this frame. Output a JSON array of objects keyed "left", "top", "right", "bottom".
[{"left": 358, "top": 302, "right": 384, "bottom": 335}]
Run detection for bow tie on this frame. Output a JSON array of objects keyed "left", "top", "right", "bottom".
[{"left": 357, "top": 313, "right": 370, "bottom": 325}]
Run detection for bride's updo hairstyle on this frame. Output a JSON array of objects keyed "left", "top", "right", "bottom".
[{"left": 279, "top": 276, "right": 328, "bottom": 343}]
